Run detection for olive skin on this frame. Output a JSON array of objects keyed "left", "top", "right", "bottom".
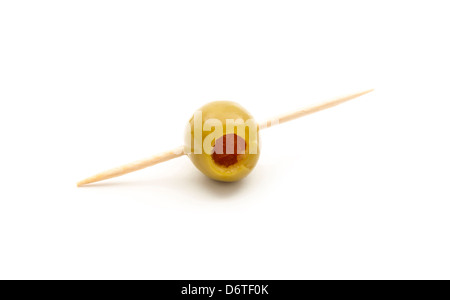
[{"left": 184, "top": 101, "right": 260, "bottom": 182}]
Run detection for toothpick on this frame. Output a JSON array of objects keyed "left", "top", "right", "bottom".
[
  {"left": 258, "top": 89, "right": 374, "bottom": 129},
  {"left": 77, "top": 89, "right": 373, "bottom": 186},
  {"left": 77, "top": 146, "right": 185, "bottom": 187}
]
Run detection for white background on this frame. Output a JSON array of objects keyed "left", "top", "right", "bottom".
[{"left": 0, "top": 1, "right": 449, "bottom": 280}]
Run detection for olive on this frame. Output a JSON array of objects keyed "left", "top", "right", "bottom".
[{"left": 184, "top": 101, "right": 260, "bottom": 182}]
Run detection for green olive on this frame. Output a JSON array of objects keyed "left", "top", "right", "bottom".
[{"left": 184, "top": 101, "right": 260, "bottom": 182}]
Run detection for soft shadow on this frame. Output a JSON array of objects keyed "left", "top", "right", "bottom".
[
  {"left": 77, "top": 172, "right": 249, "bottom": 200},
  {"left": 190, "top": 174, "right": 248, "bottom": 199}
]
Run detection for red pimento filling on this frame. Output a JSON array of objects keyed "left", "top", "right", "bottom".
[{"left": 211, "top": 134, "right": 246, "bottom": 167}]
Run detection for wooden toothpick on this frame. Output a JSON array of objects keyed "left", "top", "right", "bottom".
[
  {"left": 77, "top": 89, "right": 373, "bottom": 186},
  {"left": 77, "top": 146, "right": 185, "bottom": 187},
  {"left": 258, "top": 88, "right": 374, "bottom": 129}
]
